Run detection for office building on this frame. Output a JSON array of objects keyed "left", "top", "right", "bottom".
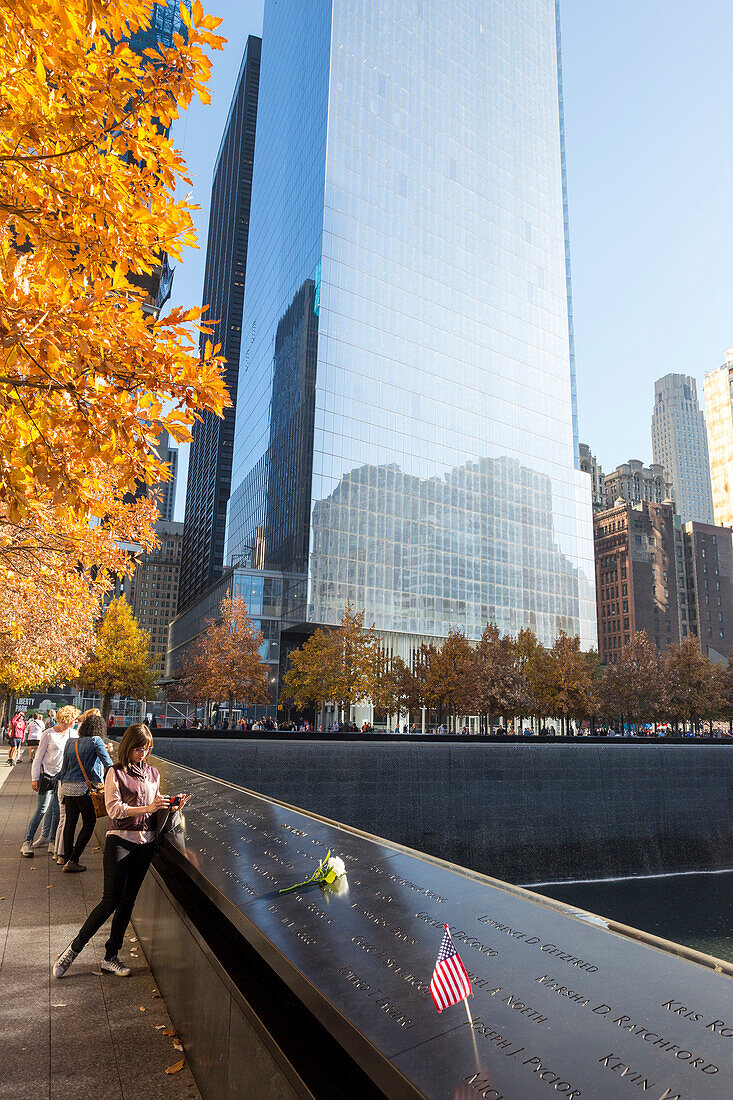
[
  {"left": 131, "top": 521, "right": 183, "bottom": 679},
  {"left": 217, "top": 0, "right": 595, "bottom": 688},
  {"left": 178, "top": 36, "right": 261, "bottom": 613},
  {"left": 579, "top": 444, "right": 606, "bottom": 511},
  {"left": 604, "top": 459, "right": 673, "bottom": 509},
  {"left": 155, "top": 430, "right": 178, "bottom": 523},
  {"left": 594, "top": 501, "right": 679, "bottom": 662},
  {"left": 680, "top": 522, "right": 733, "bottom": 661},
  {"left": 651, "top": 374, "right": 713, "bottom": 524},
  {"left": 704, "top": 348, "right": 733, "bottom": 529}
]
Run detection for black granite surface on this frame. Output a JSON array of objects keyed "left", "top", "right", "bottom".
[
  {"left": 152, "top": 739, "right": 733, "bottom": 883},
  {"left": 152, "top": 752, "right": 733, "bottom": 1100}
]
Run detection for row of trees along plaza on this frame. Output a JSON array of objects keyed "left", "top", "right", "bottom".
[{"left": 175, "top": 601, "right": 733, "bottom": 737}]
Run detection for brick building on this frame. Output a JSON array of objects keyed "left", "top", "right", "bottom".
[{"left": 594, "top": 500, "right": 679, "bottom": 664}]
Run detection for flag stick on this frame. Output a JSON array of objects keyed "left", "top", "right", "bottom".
[{"left": 463, "top": 995, "right": 474, "bottom": 1026}]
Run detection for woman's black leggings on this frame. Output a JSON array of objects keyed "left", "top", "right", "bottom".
[
  {"left": 62, "top": 794, "right": 96, "bottom": 863},
  {"left": 72, "top": 835, "right": 154, "bottom": 959}
]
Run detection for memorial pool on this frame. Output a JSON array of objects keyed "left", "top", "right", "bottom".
[{"left": 534, "top": 871, "right": 733, "bottom": 964}]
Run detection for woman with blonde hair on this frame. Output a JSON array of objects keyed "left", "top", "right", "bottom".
[
  {"left": 54, "top": 724, "right": 169, "bottom": 978},
  {"left": 20, "top": 705, "right": 79, "bottom": 858}
]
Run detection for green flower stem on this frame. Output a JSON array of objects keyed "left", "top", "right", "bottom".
[{"left": 279, "top": 871, "right": 324, "bottom": 895}]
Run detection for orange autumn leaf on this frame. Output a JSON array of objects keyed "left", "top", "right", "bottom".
[{"left": 165, "top": 1059, "right": 185, "bottom": 1075}]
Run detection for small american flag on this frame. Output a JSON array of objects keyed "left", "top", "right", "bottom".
[{"left": 430, "top": 924, "right": 472, "bottom": 1013}]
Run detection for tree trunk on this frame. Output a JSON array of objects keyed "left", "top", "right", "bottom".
[{"left": 102, "top": 692, "right": 112, "bottom": 720}]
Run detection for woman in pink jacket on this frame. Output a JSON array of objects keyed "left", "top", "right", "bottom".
[{"left": 8, "top": 711, "right": 26, "bottom": 766}]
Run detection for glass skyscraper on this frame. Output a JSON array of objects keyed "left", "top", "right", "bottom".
[{"left": 226, "top": 0, "right": 596, "bottom": 657}]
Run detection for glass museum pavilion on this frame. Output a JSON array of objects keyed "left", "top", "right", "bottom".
[{"left": 226, "top": 0, "right": 597, "bottom": 658}]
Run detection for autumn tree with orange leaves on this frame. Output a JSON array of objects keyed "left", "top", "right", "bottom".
[
  {"left": 0, "top": 0, "right": 228, "bottom": 689},
  {"left": 180, "top": 594, "right": 270, "bottom": 719}
]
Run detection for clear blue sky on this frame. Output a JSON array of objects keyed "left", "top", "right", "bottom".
[{"left": 169, "top": 0, "right": 733, "bottom": 517}]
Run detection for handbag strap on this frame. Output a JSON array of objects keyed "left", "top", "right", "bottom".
[{"left": 74, "top": 738, "right": 95, "bottom": 792}]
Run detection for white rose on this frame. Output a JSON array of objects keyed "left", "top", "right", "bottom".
[
  {"left": 323, "top": 874, "right": 349, "bottom": 897},
  {"left": 328, "top": 855, "right": 346, "bottom": 877}
]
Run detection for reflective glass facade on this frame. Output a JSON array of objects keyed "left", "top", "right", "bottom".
[{"left": 227, "top": 0, "right": 596, "bottom": 651}]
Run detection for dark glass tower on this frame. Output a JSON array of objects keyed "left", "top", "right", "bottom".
[{"left": 178, "top": 36, "right": 261, "bottom": 612}]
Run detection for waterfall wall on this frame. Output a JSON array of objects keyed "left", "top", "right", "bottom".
[{"left": 153, "top": 739, "right": 733, "bottom": 883}]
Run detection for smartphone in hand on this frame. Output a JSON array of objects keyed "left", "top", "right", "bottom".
[{"left": 165, "top": 793, "right": 190, "bottom": 810}]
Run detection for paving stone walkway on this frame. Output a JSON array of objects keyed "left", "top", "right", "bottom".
[{"left": 0, "top": 751, "right": 202, "bottom": 1100}]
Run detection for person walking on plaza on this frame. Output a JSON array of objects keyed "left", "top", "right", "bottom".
[
  {"left": 53, "top": 708, "right": 101, "bottom": 864},
  {"left": 53, "top": 724, "right": 168, "bottom": 978},
  {"left": 57, "top": 713, "right": 113, "bottom": 873},
  {"left": 44, "top": 709, "right": 57, "bottom": 728},
  {"left": 25, "top": 711, "right": 45, "bottom": 762},
  {"left": 7, "top": 711, "right": 26, "bottom": 765},
  {"left": 20, "top": 706, "right": 80, "bottom": 858}
]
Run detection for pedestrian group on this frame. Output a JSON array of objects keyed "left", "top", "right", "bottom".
[{"left": 8, "top": 708, "right": 176, "bottom": 980}]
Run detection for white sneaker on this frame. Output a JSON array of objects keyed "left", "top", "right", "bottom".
[
  {"left": 53, "top": 943, "right": 78, "bottom": 978},
  {"left": 100, "top": 956, "right": 132, "bottom": 977},
  {"left": 20, "top": 841, "right": 34, "bottom": 858},
  {"left": 33, "top": 837, "right": 49, "bottom": 849}
]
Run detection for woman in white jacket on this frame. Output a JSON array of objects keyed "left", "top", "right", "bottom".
[{"left": 20, "top": 706, "right": 80, "bottom": 858}]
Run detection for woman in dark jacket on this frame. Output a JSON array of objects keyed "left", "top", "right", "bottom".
[{"left": 57, "top": 714, "right": 113, "bottom": 872}]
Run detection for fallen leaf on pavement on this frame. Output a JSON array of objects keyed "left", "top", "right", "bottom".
[
  {"left": 139, "top": 1006, "right": 146, "bottom": 1013},
  {"left": 152, "top": 991, "right": 162, "bottom": 998},
  {"left": 173, "top": 1041, "right": 183, "bottom": 1052},
  {"left": 52, "top": 1004, "right": 67, "bottom": 1008},
  {"left": 46, "top": 885, "right": 54, "bottom": 889},
  {"left": 162, "top": 1027, "right": 175, "bottom": 1036},
  {"left": 165, "top": 1060, "right": 185, "bottom": 1075},
  {"left": 153, "top": 1024, "right": 166, "bottom": 1030}
]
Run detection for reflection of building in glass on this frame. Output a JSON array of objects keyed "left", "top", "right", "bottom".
[
  {"left": 265, "top": 278, "right": 319, "bottom": 581},
  {"left": 127, "top": 0, "right": 184, "bottom": 54},
  {"left": 221, "top": 0, "right": 595, "bottom": 665},
  {"left": 704, "top": 349, "right": 733, "bottom": 529},
  {"left": 652, "top": 374, "right": 713, "bottom": 524},
  {"left": 179, "top": 36, "right": 261, "bottom": 613},
  {"left": 310, "top": 458, "right": 592, "bottom": 652}
]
